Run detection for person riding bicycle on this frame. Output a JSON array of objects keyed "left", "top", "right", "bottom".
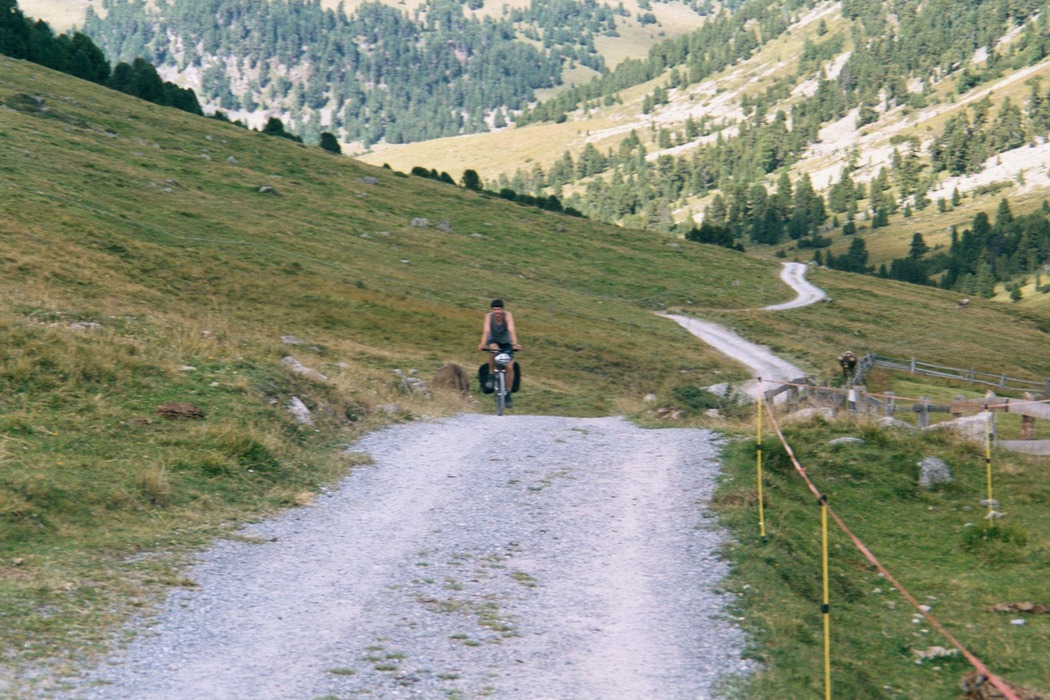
[{"left": 478, "top": 299, "right": 521, "bottom": 405}]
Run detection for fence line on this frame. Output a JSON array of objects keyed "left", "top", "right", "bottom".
[
  {"left": 757, "top": 382, "right": 1022, "bottom": 700},
  {"left": 854, "top": 354, "right": 1049, "bottom": 394},
  {"left": 759, "top": 377, "right": 1050, "bottom": 455}
]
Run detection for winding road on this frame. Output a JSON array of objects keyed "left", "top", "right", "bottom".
[{"left": 662, "top": 262, "right": 825, "bottom": 399}]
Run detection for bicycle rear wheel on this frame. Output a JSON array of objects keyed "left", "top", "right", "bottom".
[{"left": 495, "top": 372, "right": 505, "bottom": 416}]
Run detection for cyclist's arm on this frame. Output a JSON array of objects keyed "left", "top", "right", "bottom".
[
  {"left": 506, "top": 312, "right": 521, "bottom": 349},
  {"left": 478, "top": 313, "right": 492, "bottom": 349}
]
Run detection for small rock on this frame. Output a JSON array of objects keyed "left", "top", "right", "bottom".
[
  {"left": 779, "top": 407, "right": 835, "bottom": 425},
  {"left": 356, "top": 176, "right": 378, "bottom": 186},
  {"left": 409, "top": 217, "right": 429, "bottom": 228},
  {"left": 829, "top": 437, "right": 865, "bottom": 445},
  {"left": 156, "top": 402, "right": 205, "bottom": 420},
  {"left": 918, "top": 456, "right": 952, "bottom": 489},
  {"left": 281, "top": 335, "right": 308, "bottom": 346},
  {"left": 282, "top": 356, "right": 328, "bottom": 383},
  {"left": 643, "top": 393, "right": 657, "bottom": 403},
  {"left": 877, "top": 416, "right": 913, "bottom": 429},
  {"left": 288, "top": 397, "right": 313, "bottom": 425}
]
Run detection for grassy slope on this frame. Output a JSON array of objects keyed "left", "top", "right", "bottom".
[
  {"left": 717, "top": 419, "right": 1050, "bottom": 698},
  {"left": 2, "top": 57, "right": 1050, "bottom": 695}
]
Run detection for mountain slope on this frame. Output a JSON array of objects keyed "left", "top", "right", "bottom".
[
  {"left": 358, "top": 0, "right": 1050, "bottom": 290},
  {"left": 3, "top": 53, "right": 1050, "bottom": 687}
]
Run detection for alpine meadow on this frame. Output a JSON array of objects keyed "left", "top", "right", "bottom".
[{"left": 3, "top": 0, "right": 1050, "bottom": 697}]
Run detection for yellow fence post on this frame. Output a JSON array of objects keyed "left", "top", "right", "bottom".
[
  {"left": 985, "top": 411, "right": 995, "bottom": 519},
  {"left": 757, "top": 385, "right": 766, "bottom": 540},
  {"left": 821, "top": 494, "right": 832, "bottom": 700}
]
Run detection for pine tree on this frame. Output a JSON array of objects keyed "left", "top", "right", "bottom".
[
  {"left": 908, "top": 232, "right": 929, "bottom": 260},
  {"left": 319, "top": 132, "right": 342, "bottom": 154},
  {"left": 0, "top": 0, "right": 30, "bottom": 59},
  {"left": 461, "top": 169, "right": 482, "bottom": 191}
]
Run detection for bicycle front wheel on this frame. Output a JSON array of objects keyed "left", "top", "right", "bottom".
[{"left": 495, "top": 373, "right": 505, "bottom": 416}]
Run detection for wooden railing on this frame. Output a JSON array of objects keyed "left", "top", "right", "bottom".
[{"left": 853, "top": 354, "right": 1049, "bottom": 394}]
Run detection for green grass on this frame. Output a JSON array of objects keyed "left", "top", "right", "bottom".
[
  {"left": 715, "top": 418, "right": 1050, "bottom": 699},
  {"left": 2, "top": 55, "right": 1050, "bottom": 696}
]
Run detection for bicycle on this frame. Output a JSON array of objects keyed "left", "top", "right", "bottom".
[{"left": 483, "top": 348, "right": 515, "bottom": 416}]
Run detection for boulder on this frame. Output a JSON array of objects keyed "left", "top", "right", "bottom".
[
  {"left": 918, "top": 456, "right": 952, "bottom": 489},
  {"left": 925, "top": 412, "right": 993, "bottom": 443},
  {"left": 433, "top": 363, "right": 469, "bottom": 395}
]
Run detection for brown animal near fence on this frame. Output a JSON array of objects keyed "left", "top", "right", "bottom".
[
  {"left": 433, "top": 363, "right": 470, "bottom": 395},
  {"left": 838, "top": 351, "right": 858, "bottom": 379}
]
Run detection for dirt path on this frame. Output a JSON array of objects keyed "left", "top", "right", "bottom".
[
  {"left": 44, "top": 416, "right": 752, "bottom": 700},
  {"left": 661, "top": 262, "right": 824, "bottom": 399},
  {"left": 26, "top": 264, "right": 831, "bottom": 699}
]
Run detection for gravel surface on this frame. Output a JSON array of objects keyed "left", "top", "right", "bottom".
[
  {"left": 47, "top": 414, "right": 753, "bottom": 700},
  {"left": 660, "top": 314, "right": 806, "bottom": 401},
  {"left": 661, "top": 261, "right": 823, "bottom": 400},
  {"left": 761, "top": 263, "right": 827, "bottom": 311}
]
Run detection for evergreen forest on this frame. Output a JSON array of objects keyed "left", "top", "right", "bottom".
[{"left": 82, "top": 0, "right": 617, "bottom": 146}]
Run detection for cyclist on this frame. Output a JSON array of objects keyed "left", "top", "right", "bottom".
[{"left": 478, "top": 299, "right": 522, "bottom": 406}]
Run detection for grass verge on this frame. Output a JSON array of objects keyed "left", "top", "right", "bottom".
[{"left": 713, "top": 415, "right": 1050, "bottom": 698}]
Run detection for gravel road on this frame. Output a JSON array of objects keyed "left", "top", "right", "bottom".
[
  {"left": 49, "top": 414, "right": 753, "bottom": 700},
  {"left": 661, "top": 261, "right": 824, "bottom": 400},
  {"left": 761, "top": 263, "right": 827, "bottom": 311}
]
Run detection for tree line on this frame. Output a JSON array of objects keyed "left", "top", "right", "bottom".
[
  {"left": 0, "top": 0, "right": 202, "bottom": 115},
  {"left": 83, "top": 0, "right": 616, "bottom": 146}
]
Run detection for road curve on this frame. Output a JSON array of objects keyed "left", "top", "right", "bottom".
[
  {"left": 662, "top": 262, "right": 827, "bottom": 399},
  {"left": 762, "top": 262, "right": 827, "bottom": 311}
]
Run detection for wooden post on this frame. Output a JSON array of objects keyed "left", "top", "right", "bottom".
[
  {"left": 1000, "top": 373, "right": 1007, "bottom": 389},
  {"left": 885, "top": 391, "right": 896, "bottom": 417},
  {"left": 918, "top": 397, "right": 929, "bottom": 428},
  {"left": 1022, "top": 392, "right": 1036, "bottom": 440}
]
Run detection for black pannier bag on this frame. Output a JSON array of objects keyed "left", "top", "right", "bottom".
[{"left": 477, "top": 361, "right": 522, "bottom": 393}]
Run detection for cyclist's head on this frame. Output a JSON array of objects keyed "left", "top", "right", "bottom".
[{"left": 490, "top": 299, "right": 504, "bottom": 310}]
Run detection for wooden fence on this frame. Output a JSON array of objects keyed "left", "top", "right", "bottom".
[
  {"left": 762, "top": 370, "right": 1050, "bottom": 455},
  {"left": 853, "top": 354, "right": 1050, "bottom": 394}
]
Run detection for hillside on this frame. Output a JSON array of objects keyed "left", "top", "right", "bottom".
[
  {"left": 4, "top": 51, "right": 1050, "bottom": 691},
  {"left": 24, "top": 0, "right": 710, "bottom": 147},
  {"left": 357, "top": 0, "right": 1050, "bottom": 298}
]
